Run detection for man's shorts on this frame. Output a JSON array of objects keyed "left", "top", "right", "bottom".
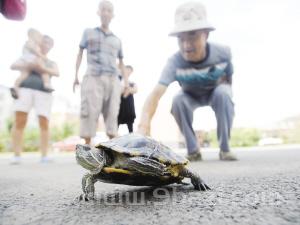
[
  {"left": 80, "top": 75, "right": 122, "bottom": 138},
  {"left": 13, "top": 88, "right": 53, "bottom": 119}
]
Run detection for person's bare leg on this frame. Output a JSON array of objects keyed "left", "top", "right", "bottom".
[
  {"left": 83, "top": 137, "right": 91, "bottom": 145},
  {"left": 38, "top": 115, "right": 49, "bottom": 157},
  {"left": 11, "top": 112, "right": 28, "bottom": 156},
  {"left": 107, "top": 133, "right": 116, "bottom": 139}
]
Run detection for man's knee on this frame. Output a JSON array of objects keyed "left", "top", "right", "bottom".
[
  {"left": 212, "top": 84, "right": 232, "bottom": 101},
  {"left": 211, "top": 85, "right": 234, "bottom": 117},
  {"left": 171, "top": 92, "right": 186, "bottom": 113}
]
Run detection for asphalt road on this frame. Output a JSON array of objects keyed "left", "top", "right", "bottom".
[{"left": 0, "top": 147, "right": 299, "bottom": 225}]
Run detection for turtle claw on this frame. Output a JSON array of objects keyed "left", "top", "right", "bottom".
[
  {"left": 85, "top": 193, "right": 95, "bottom": 201},
  {"left": 79, "top": 194, "right": 84, "bottom": 201},
  {"left": 200, "top": 182, "right": 211, "bottom": 191},
  {"left": 192, "top": 177, "right": 211, "bottom": 191},
  {"left": 73, "top": 194, "right": 84, "bottom": 203},
  {"left": 195, "top": 182, "right": 211, "bottom": 191},
  {"left": 76, "top": 193, "right": 95, "bottom": 201},
  {"left": 83, "top": 194, "right": 90, "bottom": 201}
]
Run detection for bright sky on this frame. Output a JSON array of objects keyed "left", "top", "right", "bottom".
[{"left": 1, "top": 0, "right": 300, "bottom": 131}]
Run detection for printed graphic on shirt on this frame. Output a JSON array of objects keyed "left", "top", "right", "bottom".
[{"left": 175, "top": 62, "right": 228, "bottom": 85}]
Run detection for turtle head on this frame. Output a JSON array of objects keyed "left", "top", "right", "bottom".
[{"left": 75, "top": 144, "right": 105, "bottom": 174}]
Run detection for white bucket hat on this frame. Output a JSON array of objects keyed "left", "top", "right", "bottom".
[{"left": 169, "top": 1, "right": 215, "bottom": 36}]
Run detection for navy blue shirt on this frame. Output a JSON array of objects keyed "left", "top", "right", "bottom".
[
  {"left": 20, "top": 71, "right": 47, "bottom": 92},
  {"left": 20, "top": 59, "right": 55, "bottom": 92}
]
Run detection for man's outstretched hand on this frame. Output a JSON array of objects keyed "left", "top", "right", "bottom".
[{"left": 137, "top": 122, "right": 151, "bottom": 136}]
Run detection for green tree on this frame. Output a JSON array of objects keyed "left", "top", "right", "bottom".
[{"left": 208, "top": 128, "right": 261, "bottom": 147}]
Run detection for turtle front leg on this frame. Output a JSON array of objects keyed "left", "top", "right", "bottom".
[
  {"left": 180, "top": 168, "right": 211, "bottom": 191},
  {"left": 79, "top": 173, "right": 96, "bottom": 201}
]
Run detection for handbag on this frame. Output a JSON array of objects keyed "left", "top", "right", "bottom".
[{"left": 1, "top": 0, "right": 27, "bottom": 20}]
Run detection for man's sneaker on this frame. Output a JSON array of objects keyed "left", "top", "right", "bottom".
[
  {"left": 187, "top": 151, "right": 202, "bottom": 162},
  {"left": 219, "top": 151, "right": 238, "bottom": 161},
  {"left": 10, "top": 156, "right": 22, "bottom": 165},
  {"left": 40, "top": 156, "right": 53, "bottom": 164}
]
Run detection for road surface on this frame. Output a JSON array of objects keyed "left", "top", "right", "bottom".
[{"left": 0, "top": 147, "right": 299, "bottom": 225}]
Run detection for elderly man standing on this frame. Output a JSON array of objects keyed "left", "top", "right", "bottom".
[
  {"left": 73, "top": 0, "right": 128, "bottom": 144},
  {"left": 138, "top": 1, "right": 237, "bottom": 161}
]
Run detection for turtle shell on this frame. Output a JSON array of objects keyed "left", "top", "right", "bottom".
[{"left": 95, "top": 134, "right": 188, "bottom": 165}]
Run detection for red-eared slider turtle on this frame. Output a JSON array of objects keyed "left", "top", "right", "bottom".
[{"left": 76, "top": 134, "right": 210, "bottom": 200}]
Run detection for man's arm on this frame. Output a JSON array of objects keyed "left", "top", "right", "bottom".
[
  {"left": 138, "top": 84, "right": 167, "bottom": 136},
  {"left": 118, "top": 58, "right": 131, "bottom": 97},
  {"left": 73, "top": 48, "right": 84, "bottom": 93}
]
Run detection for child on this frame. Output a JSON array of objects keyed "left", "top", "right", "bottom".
[
  {"left": 118, "top": 65, "right": 137, "bottom": 133},
  {"left": 10, "top": 28, "right": 53, "bottom": 99}
]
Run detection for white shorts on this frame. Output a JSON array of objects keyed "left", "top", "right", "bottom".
[{"left": 13, "top": 88, "right": 53, "bottom": 119}]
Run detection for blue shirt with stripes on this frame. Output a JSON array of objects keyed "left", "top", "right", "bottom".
[{"left": 80, "top": 27, "right": 123, "bottom": 77}]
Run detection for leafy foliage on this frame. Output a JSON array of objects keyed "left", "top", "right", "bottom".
[
  {"left": 0, "top": 121, "right": 78, "bottom": 152},
  {"left": 208, "top": 128, "right": 262, "bottom": 147}
]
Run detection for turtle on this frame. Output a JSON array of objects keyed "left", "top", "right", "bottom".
[{"left": 75, "top": 133, "right": 210, "bottom": 200}]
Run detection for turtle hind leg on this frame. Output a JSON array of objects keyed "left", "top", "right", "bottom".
[
  {"left": 127, "top": 157, "right": 166, "bottom": 176},
  {"left": 180, "top": 168, "right": 211, "bottom": 191},
  {"left": 79, "top": 173, "right": 96, "bottom": 201}
]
